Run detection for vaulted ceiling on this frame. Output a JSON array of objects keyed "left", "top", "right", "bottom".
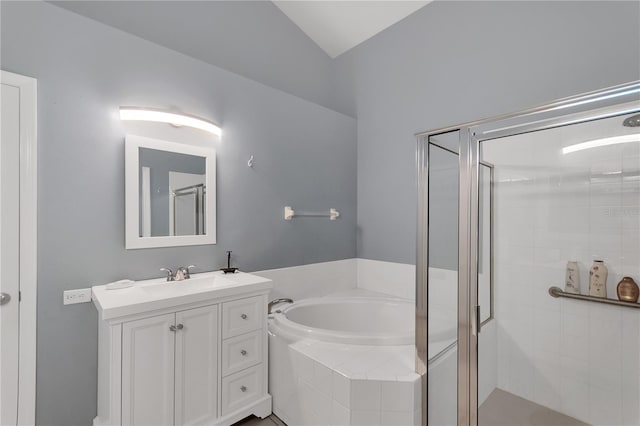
[{"left": 272, "top": 1, "right": 431, "bottom": 58}]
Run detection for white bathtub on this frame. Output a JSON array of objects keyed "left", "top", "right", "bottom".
[
  {"left": 270, "top": 296, "right": 415, "bottom": 345},
  {"left": 268, "top": 295, "right": 459, "bottom": 425}
]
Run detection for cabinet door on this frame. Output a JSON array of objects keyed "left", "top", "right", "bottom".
[
  {"left": 175, "top": 305, "right": 218, "bottom": 426},
  {"left": 122, "top": 313, "right": 175, "bottom": 426}
]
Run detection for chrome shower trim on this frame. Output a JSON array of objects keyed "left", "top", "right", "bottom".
[
  {"left": 415, "top": 80, "right": 640, "bottom": 138},
  {"left": 415, "top": 80, "right": 639, "bottom": 426},
  {"left": 415, "top": 134, "right": 429, "bottom": 425}
]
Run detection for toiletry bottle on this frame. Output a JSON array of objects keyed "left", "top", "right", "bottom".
[
  {"left": 616, "top": 276, "right": 639, "bottom": 303},
  {"left": 564, "top": 261, "right": 580, "bottom": 294},
  {"left": 589, "top": 260, "right": 608, "bottom": 298}
]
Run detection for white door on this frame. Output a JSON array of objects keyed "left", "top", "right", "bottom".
[
  {"left": 0, "top": 81, "right": 21, "bottom": 426},
  {"left": 175, "top": 305, "right": 218, "bottom": 426},
  {"left": 122, "top": 314, "right": 176, "bottom": 426}
]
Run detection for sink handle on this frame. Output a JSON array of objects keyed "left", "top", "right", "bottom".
[
  {"left": 185, "top": 265, "right": 196, "bottom": 279},
  {"left": 176, "top": 265, "right": 196, "bottom": 280},
  {"left": 160, "top": 268, "right": 175, "bottom": 282}
]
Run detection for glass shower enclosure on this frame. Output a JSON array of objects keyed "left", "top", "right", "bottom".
[{"left": 417, "top": 82, "right": 640, "bottom": 425}]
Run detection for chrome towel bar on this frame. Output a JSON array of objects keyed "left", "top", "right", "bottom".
[{"left": 284, "top": 206, "right": 340, "bottom": 221}]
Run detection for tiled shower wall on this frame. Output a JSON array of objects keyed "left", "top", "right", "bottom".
[{"left": 484, "top": 117, "right": 640, "bottom": 425}]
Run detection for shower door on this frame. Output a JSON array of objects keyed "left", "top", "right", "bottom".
[
  {"left": 472, "top": 90, "right": 640, "bottom": 426},
  {"left": 417, "top": 80, "right": 640, "bottom": 426},
  {"left": 417, "top": 130, "right": 461, "bottom": 426}
]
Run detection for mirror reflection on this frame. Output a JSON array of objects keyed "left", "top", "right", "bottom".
[
  {"left": 138, "top": 148, "right": 206, "bottom": 237},
  {"left": 125, "top": 134, "right": 216, "bottom": 249}
]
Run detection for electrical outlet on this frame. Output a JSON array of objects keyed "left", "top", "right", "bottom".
[{"left": 63, "top": 288, "right": 92, "bottom": 305}]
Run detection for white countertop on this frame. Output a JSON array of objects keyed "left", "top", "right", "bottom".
[{"left": 92, "top": 271, "right": 272, "bottom": 321}]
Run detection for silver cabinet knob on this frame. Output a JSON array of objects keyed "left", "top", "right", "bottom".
[
  {"left": 176, "top": 324, "right": 184, "bottom": 330},
  {"left": 169, "top": 325, "right": 177, "bottom": 332},
  {"left": 240, "top": 385, "right": 247, "bottom": 392},
  {"left": 240, "top": 349, "right": 247, "bottom": 356},
  {"left": 0, "top": 293, "right": 11, "bottom": 306},
  {"left": 241, "top": 313, "right": 248, "bottom": 320}
]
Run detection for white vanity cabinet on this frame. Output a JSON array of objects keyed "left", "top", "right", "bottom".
[
  {"left": 121, "top": 312, "right": 177, "bottom": 426},
  {"left": 174, "top": 306, "right": 219, "bottom": 426},
  {"left": 122, "top": 305, "right": 218, "bottom": 426},
  {"left": 92, "top": 272, "right": 272, "bottom": 426}
]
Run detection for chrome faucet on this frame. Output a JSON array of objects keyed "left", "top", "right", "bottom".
[
  {"left": 160, "top": 265, "right": 195, "bottom": 282},
  {"left": 160, "top": 268, "right": 175, "bottom": 281},
  {"left": 268, "top": 298, "right": 293, "bottom": 314},
  {"left": 176, "top": 265, "right": 195, "bottom": 280}
]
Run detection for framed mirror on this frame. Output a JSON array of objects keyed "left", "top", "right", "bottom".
[{"left": 125, "top": 134, "right": 216, "bottom": 249}]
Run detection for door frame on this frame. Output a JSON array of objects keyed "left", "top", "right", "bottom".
[
  {"left": 416, "top": 80, "right": 640, "bottom": 425},
  {"left": 1, "top": 70, "right": 37, "bottom": 425}
]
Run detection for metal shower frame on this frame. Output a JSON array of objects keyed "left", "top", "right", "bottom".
[
  {"left": 171, "top": 183, "right": 206, "bottom": 236},
  {"left": 415, "top": 81, "right": 640, "bottom": 426}
]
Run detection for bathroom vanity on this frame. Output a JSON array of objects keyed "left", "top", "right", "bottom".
[{"left": 92, "top": 271, "right": 273, "bottom": 426}]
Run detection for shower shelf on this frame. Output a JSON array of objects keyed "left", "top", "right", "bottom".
[{"left": 548, "top": 286, "right": 640, "bottom": 309}]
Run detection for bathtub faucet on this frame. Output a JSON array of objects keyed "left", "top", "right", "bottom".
[{"left": 268, "top": 298, "right": 293, "bottom": 314}]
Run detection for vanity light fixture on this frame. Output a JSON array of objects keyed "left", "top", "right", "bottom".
[
  {"left": 562, "top": 134, "right": 639, "bottom": 154},
  {"left": 119, "top": 107, "right": 222, "bottom": 137}
]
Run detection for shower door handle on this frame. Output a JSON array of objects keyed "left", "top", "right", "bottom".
[{"left": 474, "top": 305, "right": 481, "bottom": 335}]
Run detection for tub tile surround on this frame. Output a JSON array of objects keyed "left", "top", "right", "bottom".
[
  {"left": 256, "top": 259, "right": 358, "bottom": 302},
  {"left": 260, "top": 257, "right": 460, "bottom": 309},
  {"left": 263, "top": 259, "right": 423, "bottom": 425},
  {"left": 356, "top": 258, "right": 416, "bottom": 300},
  {"left": 270, "top": 337, "right": 421, "bottom": 426},
  {"left": 263, "top": 258, "right": 498, "bottom": 425},
  {"left": 256, "top": 258, "right": 417, "bottom": 302},
  {"left": 483, "top": 130, "right": 640, "bottom": 425}
]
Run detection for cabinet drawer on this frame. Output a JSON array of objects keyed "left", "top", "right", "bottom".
[
  {"left": 222, "top": 296, "right": 263, "bottom": 338},
  {"left": 222, "top": 330, "right": 262, "bottom": 377},
  {"left": 221, "top": 364, "right": 263, "bottom": 416}
]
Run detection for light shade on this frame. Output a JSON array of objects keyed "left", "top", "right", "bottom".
[
  {"left": 562, "top": 134, "right": 639, "bottom": 154},
  {"left": 119, "top": 107, "right": 221, "bottom": 137}
]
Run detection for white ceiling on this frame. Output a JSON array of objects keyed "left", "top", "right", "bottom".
[{"left": 272, "top": 1, "right": 431, "bottom": 58}]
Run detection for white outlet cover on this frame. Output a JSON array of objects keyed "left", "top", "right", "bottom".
[{"left": 63, "top": 288, "right": 92, "bottom": 305}]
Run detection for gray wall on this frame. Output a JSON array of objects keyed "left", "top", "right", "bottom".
[
  {"left": 4, "top": 0, "right": 640, "bottom": 424},
  {"left": 0, "top": 2, "right": 356, "bottom": 425},
  {"left": 428, "top": 145, "right": 459, "bottom": 270},
  {"left": 426, "top": 144, "right": 491, "bottom": 271},
  {"left": 337, "top": 0, "right": 640, "bottom": 264},
  {"left": 49, "top": 0, "right": 354, "bottom": 117}
]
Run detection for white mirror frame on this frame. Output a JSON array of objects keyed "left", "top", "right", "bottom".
[{"left": 125, "top": 134, "right": 216, "bottom": 249}]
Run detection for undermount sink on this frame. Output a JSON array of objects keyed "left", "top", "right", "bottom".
[{"left": 140, "top": 275, "right": 234, "bottom": 297}]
